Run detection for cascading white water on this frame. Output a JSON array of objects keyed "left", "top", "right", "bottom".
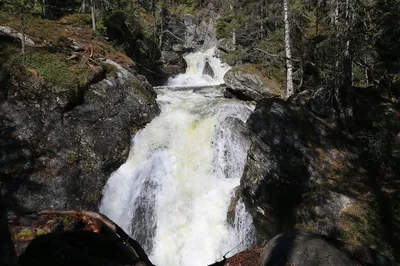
[
  {"left": 167, "top": 48, "right": 230, "bottom": 87},
  {"left": 100, "top": 48, "right": 255, "bottom": 266}
]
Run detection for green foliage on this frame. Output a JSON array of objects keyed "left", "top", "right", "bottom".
[
  {"left": 13, "top": 229, "right": 34, "bottom": 239},
  {"left": 216, "top": 20, "right": 232, "bottom": 40},
  {"left": 2, "top": 0, "right": 32, "bottom": 13},
  {"left": 171, "top": 4, "right": 195, "bottom": 16},
  {"left": 7, "top": 51, "right": 95, "bottom": 90},
  {"left": 222, "top": 46, "right": 248, "bottom": 66},
  {"left": 59, "top": 14, "right": 92, "bottom": 27},
  {"left": 95, "top": 16, "right": 107, "bottom": 35},
  {"left": 103, "top": 63, "right": 119, "bottom": 78},
  {"left": 359, "top": 123, "right": 393, "bottom": 167}
]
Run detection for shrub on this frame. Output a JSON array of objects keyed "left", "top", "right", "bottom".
[{"left": 59, "top": 14, "right": 92, "bottom": 28}]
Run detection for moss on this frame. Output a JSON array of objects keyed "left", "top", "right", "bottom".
[
  {"left": 339, "top": 200, "right": 399, "bottom": 259},
  {"left": 294, "top": 223, "right": 316, "bottom": 232},
  {"left": 14, "top": 229, "right": 34, "bottom": 239},
  {"left": 127, "top": 80, "right": 153, "bottom": 100},
  {"left": 0, "top": 11, "right": 14, "bottom": 24},
  {"left": 68, "top": 151, "right": 79, "bottom": 163},
  {"left": 103, "top": 63, "right": 119, "bottom": 78},
  {"left": 35, "top": 229, "right": 47, "bottom": 236},
  {"left": 4, "top": 15, "right": 67, "bottom": 44},
  {"left": 340, "top": 203, "right": 380, "bottom": 246},
  {"left": 171, "top": 4, "right": 196, "bottom": 16},
  {"left": 6, "top": 50, "right": 96, "bottom": 92},
  {"left": 8, "top": 51, "right": 74, "bottom": 90}
]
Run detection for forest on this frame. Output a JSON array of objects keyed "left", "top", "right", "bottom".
[
  {"left": 2, "top": 0, "right": 400, "bottom": 122},
  {"left": 1, "top": 0, "right": 400, "bottom": 265}
]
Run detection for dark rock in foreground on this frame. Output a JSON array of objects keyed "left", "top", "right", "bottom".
[
  {"left": 260, "top": 230, "right": 395, "bottom": 266},
  {"left": 9, "top": 210, "right": 154, "bottom": 266},
  {"left": 239, "top": 97, "right": 355, "bottom": 242},
  {"left": 240, "top": 90, "right": 400, "bottom": 260}
]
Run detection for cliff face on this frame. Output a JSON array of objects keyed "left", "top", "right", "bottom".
[
  {"left": 0, "top": 14, "right": 161, "bottom": 213},
  {"left": 0, "top": 60, "right": 160, "bottom": 213},
  {"left": 239, "top": 91, "right": 400, "bottom": 260}
]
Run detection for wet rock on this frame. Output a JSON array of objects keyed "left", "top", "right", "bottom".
[
  {"left": 0, "top": 61, "right": 160, "bottom": 212},
  {"left": 224, "top": 65, "right": 283, "bottom": 101},
  {"left": 203, "top": 59, "right": 215, "bottom": 78},
  {"left": 213, "top": 117, "right": 251, "bottom": 180},
  {"left": 161, "top": 51, "right": 187, "bottom": 76},
  {"left": 227, "top": 187, "right": 240, "bottom": 226}
]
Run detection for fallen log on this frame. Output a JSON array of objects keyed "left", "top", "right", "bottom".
[{"left": 0, "top": 26, "right": 35, "bottom": 46}]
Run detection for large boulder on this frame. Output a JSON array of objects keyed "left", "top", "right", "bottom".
[
  {"left": 9, "top": 210, "right": 154, "bottom": 266},
  {"left": 161, "top": 51, "right": 187, "bottom": 76},
  {"left": 202, "top": 59, "right": 215, "bottom": 78},
  {"left": 240, "top": 98, "right": 312, "bottom": 241},
  {"left": 240, "top": 98, "right": 363, "bottom": 244},
  {"left": 0, "top": 61, "right": 160, "bottom": 212},
  {"left": 224, "top": 65, "right": 283, "bottom": 101},
  {"left": 260, "top": 230, "right": 395, "bottom": 266}
]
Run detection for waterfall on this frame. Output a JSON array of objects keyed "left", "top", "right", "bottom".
[
  {"left": 100, "top": 48, "right": 255, "bottom": 266},
  {"left": 167, "top": 48, "right": 230, "bottom": 87}
]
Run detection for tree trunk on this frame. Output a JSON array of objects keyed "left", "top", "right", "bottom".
[
  {"left": 20, "top": 11, "right": 26, "bottom": 64},
  {"left": 42, "top": 0, "right": 46, "bottom": 17},
  {"left": 334, "top": 0, "right": 354, "bottom": 125},
  {"left": 230, "top": 4, "right": 236, "bottom": 46},
  {"left": 91, "top": 0, "right": 96, "bottom": 31},
  {"left": 152, "top": 0, "right": 156, "bottom": 41},
  {"left": 159, "top": 14, "right": 163, "bottom": 48},
  {"left": 79, "top": 0, "right": 86, "bottom": 13},
  {"left": 283, "top": 0, "right": 294, "bottom": 97}
]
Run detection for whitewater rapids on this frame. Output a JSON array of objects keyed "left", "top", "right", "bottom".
[{"left": 100, "top": 48, "right": 255, "bottom": 266}]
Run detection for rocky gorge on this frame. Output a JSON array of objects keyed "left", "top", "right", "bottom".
[{"left": 1, "top": 2, "right": 400, "bottom": 266}]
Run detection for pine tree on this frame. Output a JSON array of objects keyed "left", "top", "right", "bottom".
[{"left": 3, "top": 0, "right": 33, "bottom": 63}]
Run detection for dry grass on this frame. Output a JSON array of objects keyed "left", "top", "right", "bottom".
[
  {"left": 225, "top": 247, "right": 263, "bottom": 266},
  {"left": 0, "top": 11, "right": 135, "bottom": 90}
]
